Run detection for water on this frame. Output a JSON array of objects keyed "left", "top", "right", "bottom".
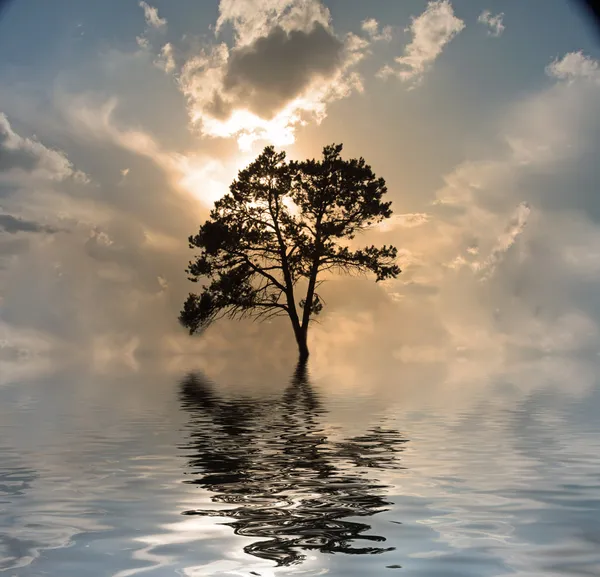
[{"left": 1, "top": 355, "right": 600, "bottom": 576}]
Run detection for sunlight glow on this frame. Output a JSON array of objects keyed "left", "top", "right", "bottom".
[
  {"left": 200, "top": 108, "right": 300, "bottom": 152},
  {"left": 178, "top": 153, "right": 254, "bottom": 206},
  {"left": 191, "top": 78, "right": 345, "bottom": 152}
]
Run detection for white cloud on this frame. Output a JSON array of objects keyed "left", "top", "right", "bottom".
[
  {"left": 136, "top": 35, "right": 150, "bottom": 50},
  {"left": 478, "top": 10, "right": 504, "bottom": 37},
  {"left": 154, "top": 42, "right": 175, "bottom": 73},
  {"left": 361, "top": 18, "right": 392, "bottom": 42},
  {"left": 0, "top": 113, "right": 87, "bottom": 182},
  {"left": 139, "top": 1, "right": 166, "bottom": 30},
  {"left": 359, "top": 53, "right": 600, "bottom": 373},
  {"left": 546, "top": 51, "right": 600, "bottom": 83},
  {"left": 216, "top": 0, "right": 331, "bottom": 46},
  {"left": 378, "top": 0, "right": 464, "bottom": 86},
  {"left": 476, "top": 201, "right": 530, "bottom": 279}
]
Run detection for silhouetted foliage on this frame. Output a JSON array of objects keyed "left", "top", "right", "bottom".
[
  {"left": 180, "top": 144, "right": 400, "bottom": 359},
  {"left": 178, "top": 363, "right": 408, "bottom": 566}
]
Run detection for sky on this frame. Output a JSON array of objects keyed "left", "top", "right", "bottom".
[{"left": 1, "top": 0, "right": 600, "bottom": 387}]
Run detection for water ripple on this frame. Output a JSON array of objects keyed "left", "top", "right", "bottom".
[{"left": 178, "top": 362, "right": 407, "bottom": 567}]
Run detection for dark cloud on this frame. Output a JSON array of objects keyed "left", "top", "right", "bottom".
[
  {"left": 177, "top": 5, "right": 365, "bottom": 145},
  {"left": 202, "top": 89, "right": 234, "bottom": 122},
  {"left": 0, "top": 214, "right": 60, "bottom": 234},
  {"left": 222, "top": 23, "right": 344, "bottom": 118}
]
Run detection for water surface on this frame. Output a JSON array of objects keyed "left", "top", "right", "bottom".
[{"left": 1, "top": 356, "right": 599, "bottom": 575}]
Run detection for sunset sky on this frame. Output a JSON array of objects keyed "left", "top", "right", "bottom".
[{"left": 1, "top": 0, "right": 600, "bottom": 385}]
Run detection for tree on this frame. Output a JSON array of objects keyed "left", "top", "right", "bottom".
[{"left": 179, "top": 144, "right": 400, "bottom": 360}]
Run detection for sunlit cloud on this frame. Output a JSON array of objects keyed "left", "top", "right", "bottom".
[
  {"left": 361, "top": 18, "right": 392, "bottom": 42},
  {"left": 171, "top": 0, "right": 371, "bottom": 150},
  {"left": 60, "top": 95, "right": 244, "bottom": 208},
  {"left": 215, "top": 0, "right": 331, "bottom": 46},
  {"left": 139, "top": 1, "right": 166, "bottom": 30},
  {"left": 378, "top": 0, "right": 464, "bottom": 86},
  {"left": 311, "top": 51, "right": 600, "bottom": 381},
  {"left": 477, "top": 10, "right": 505, "bottom": 37},
  {"left": 154, "top": 42, "right": 175, "bottom": 73},
  {"left": 177, "top": 152, "right": 254, "bottom": 206},
  {"left": 546, "top": 51, "right": 600, "bottom": 83},
  {"left": 377, "top": 212, "right": 430, "bottom": 231}
]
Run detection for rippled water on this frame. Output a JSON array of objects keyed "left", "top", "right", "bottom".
[{"left": 1, "top": 357, "right": 600, "bottom": 576}]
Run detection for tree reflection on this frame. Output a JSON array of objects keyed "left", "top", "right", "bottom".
[{"left": 178, "top": 361, "right": 408, "bottom": 567}]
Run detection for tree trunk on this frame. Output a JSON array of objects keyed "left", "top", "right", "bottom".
[
  {"left": 268, "top": 190, "right": 309, "bottom": 361},
  {"left": 296, "top": 329, "right": 309, "bottom": 361},
  {"left": 286, "top": 297, "right": 308, "bottom": 360},
  {"left": 290, "top": 317, "right": 309, "bottom": 360},
  {"left": 300, "top": 214, "right": 323, "bottom": 347}
]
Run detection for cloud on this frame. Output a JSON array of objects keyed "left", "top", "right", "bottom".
[
  {"left": 546, "top": 51, "right": 600, "bottom": 83},
  {"left": 378, "top": 0, "right": 464, "bottom": 86},
  {"left": 476, "top": 202, "right": 531, "bottom": 279},
  {"left": 0, "top": 321, "right": 60, "bottom": 371},
  {"left": 136, "top": 1, "right": 167, "bottom": 54},
  {"left": 175, "top": 0, "right": 370, "bottom": 150},
  {"left": 136, "top": 35, "right": 150, "bottom": 50},
  {"left": 60, "top": 94, "right": 253, "bottom": 209},
  {"left": 361, "top": 18, "right": 392, "bottom": 42},
  {"left": 139, "top": 1, "right": 166, "bottom": 30},
  {"left": 351, "top": 51, "right": 600, "bottom": 379},
  {"left": 0, "top": 214, "right": 61, "bottom": 235},
  {"left": 377, "top": 212, "right": 430, "bottom": 231},
  {"left": 154, "top": 42, "right": 175, "bottom": 73},
  {"left": 0, "top": 113, "right": 87, "bottom": 182},
  {"left": 1, "top": 10, "right": 599, "bottom": 398},
  {"left": 0, "top": 76, "right": 282, "bottom": 362},
  {"left": 0, "top": 86, "right": 208, "bottom": 360},
  {"left": 0, "top": 237, "right": 29, "bottom": 260},
  {"left": 478, "top": 10, "right": 504, "bottom": 37},
  {"left": 216, "top": 0, "right": 331, "bottom": 46},
  {"left": 222, "top": 24, "right": 344, "bottom": 118}
]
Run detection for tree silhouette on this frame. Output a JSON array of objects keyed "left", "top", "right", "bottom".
[
  {"left": 179, "top": 144, "right": 400, "bottom": 359},
  {"left": 178, "top": 363, "right": 408, "bottom": 567}
]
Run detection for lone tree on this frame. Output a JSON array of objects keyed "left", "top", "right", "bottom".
[{"left": 180, "top": 144, "right": 400, "bottom": 360}]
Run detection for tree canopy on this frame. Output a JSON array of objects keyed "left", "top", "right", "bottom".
[{"left": 180, "top": 144, "right": 400, "bottom": 359}]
